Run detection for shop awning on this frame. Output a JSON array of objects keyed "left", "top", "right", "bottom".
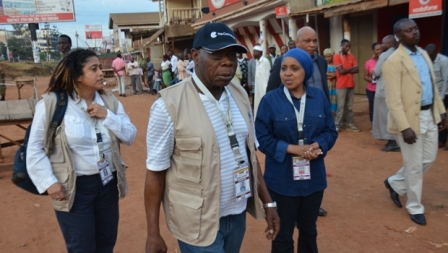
[
  {"left": 324, "top": 0, "right": 388, "bottom": 17},
  {"left": 142, "top": 28, "right": 164, "bottom": 48},
  {"left": 289, "top": 0, "right": 388, "bottom": 18}
]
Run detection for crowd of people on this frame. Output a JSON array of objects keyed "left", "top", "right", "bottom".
[{"left": 23, "top": 18, "right": 447, "bottom": 253}]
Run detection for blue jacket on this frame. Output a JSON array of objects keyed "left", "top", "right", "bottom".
[{"left": 255, "top": 85, "right": 338, "bottom": 197}]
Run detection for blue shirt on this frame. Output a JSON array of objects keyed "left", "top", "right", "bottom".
[
  {"left": 404, "top": 47, "right": 433, "bottom": 106},
  {"left": 306, "top": 55, "right": 323, "bottom": 91},
  {"left": 147, "top": 61, "right": 155, "bottom": 76},
  {"left": 255, "top": 85, "right": 338, "bottom": 197}
]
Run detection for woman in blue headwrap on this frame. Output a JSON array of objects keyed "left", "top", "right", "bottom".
[{"left": 255, "top": 48, "right": 338, "bottom": 253}]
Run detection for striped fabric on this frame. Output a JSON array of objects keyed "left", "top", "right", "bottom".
[{"left": 146, "top": 89, "right": 249, "bottom": 217}]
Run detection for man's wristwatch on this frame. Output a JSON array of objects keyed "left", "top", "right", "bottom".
[{"left": 263, "top": 201, "right": 277, "bottom": 209}]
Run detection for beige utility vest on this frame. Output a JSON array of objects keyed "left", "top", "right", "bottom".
[
  {"left": 42, "top": 92, "right": 128, "bottom": 212},
  {"left": 159, "top": 77, "right": 265, "bottom": 246}
]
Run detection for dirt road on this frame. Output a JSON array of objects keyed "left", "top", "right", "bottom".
[{"left": 0, "top": 77, "right": 447, "bottom": 253}]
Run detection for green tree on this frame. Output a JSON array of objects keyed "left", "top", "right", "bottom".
[{"left": 7, "top": 37, "right": 32, "bottom": 61}]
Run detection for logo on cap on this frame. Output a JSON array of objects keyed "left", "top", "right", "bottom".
[{"left": 211, "top": 32, "right": 217, "bottom": 38}]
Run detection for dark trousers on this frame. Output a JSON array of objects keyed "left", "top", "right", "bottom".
[
  {"left": 55, "top": 173, "right": 119, "bottom": 253},
  {"left": 268, "top": 188, "right": 324, "bottom": 253},
  {"left": 439, "top": 95, "right": 448, "bottom": 144},
  {"left": 366, "top": 89, "right": 375, "bottom": 124}
]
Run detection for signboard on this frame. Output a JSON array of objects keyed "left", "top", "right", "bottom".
[
  {"left": 0, "top": 0, "right": 75, "bottom": 24},
  {"left": 85, "top": 25, "right": 103, "bottom": 48},
  {"left": 275, "top": 6, "right": 288, "bottom": 18},
  {"left": 208, "top": 0, "right": 240, "bottom": 12},
  {"left": 409, "top": 0, "right": 442, "bottom": 19},
  {"left": 316, "top": 0, "right": 350, "bottom": 7}
]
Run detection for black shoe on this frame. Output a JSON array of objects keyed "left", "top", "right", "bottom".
[
  {"left": 384, "top": 178, "right": 402, "bottom": 208},
  {"left": 381, "top": 140, "right": 400, "bottom": 152},
  {"left": 318, "top": 208, "right": 327, "bottom": 217},
  {"left": 410, "top": 214, "right": 426, "bottom": 225}
]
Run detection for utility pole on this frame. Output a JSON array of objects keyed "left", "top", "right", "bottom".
[
  {"left": 75, "top": 31, "right": 79, "bottom": 48},
  {"left": 28, "top": 23, "right": 40, "bottom": 64}
]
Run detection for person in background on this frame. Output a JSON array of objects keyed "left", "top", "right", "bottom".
[
  {"left": 372, "top": 35, "right": 400, "bottom": 152},
  {"left": 0, "top": 72, "right": 5, "bottom": 101},
  {"left": 324, "top": 48, "right": 337, "bottom": 116},
  {"left": 161, "top": 55, "right": 172, "bottom": 88},
  {"left": 288, "top": 40, "right": 296, "bottom": 50},
  {"left": 268, "top": 44, "right": 279, "bottom": 66},
  {"left": 112, "top": 53, "right": 126, "bottom": 97},
  {"left": 146, "top": 57, "right": 155, "bottom": 93},
  {"left": 167, "top": 50, "right": 178, "bottom": 78},
  {"left": 425, "top": 43, "right": 448, "bottom": 149},
  {"left": 127, "top": 56, "right": 144, "bottom": 95},
  {"left": 256, "top": 48, "right": 338, "bottom": 253},
  {"left": 237, "top": 53, "right": 249, "bottom": 89},
  {"left": 253, "top": 44, "right": 271, "bottom": 118},
  {"left": 333, "top": 39, "right": 360, "bottom": 132},
  {"left": 58, "top": 34, "right": 72, "bottom": 57},
  {"left": 176, "top": 53, "right": 190, "bottom": 82},
  {"left": 183, "top": 48, "right": 189, "bottom": 61},
  {"left": 364, "top": 42, "right": 382, "bottom": 124},
  {"left": 27, "top": 49, "right": 136, "bottom": 252},
  {"left": 247, "top": 55, "right": 256, "bottom": 108},
  {"left": 186, "top": 49, "right": 196, "bottom": 76},
  {"left": 383, "top": 18, "right": 446, "bottom": 226},
  {"left": 280, "top": 45, "right": 289, "bottom": 56}
]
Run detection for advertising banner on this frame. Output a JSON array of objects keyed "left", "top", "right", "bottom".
[
  {"left": 409, "top": 0, "right": 442, "bottom": 19},
  {"left": 85, "top": 24, "right": 103, "bottom": 48},
  {"left": 0, "top": 0, "right": 75, "bottom": 24},
  {"left": 208, "top": 0, "right": 240, "bottom": 12}
]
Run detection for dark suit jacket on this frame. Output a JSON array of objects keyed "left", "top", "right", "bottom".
[{"left": 266, "top": 54, "right": 330, "bottom": 102}]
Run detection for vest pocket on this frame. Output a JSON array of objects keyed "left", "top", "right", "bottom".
[
  {"left": 168, "top": 189, "right": 203, "bottom": 240},
  {"left": 174, "top": 137, "right": 202, "bottom": 183}
]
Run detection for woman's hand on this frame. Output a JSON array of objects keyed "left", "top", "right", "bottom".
[
  {"left": 86, "top": 104, "right": 108, "bottom": 119},
  {"left": 47, "top": 182, "right": 67, "bottom": 201}
]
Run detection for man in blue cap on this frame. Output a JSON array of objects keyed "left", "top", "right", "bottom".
[{"left": 144, "top": 22, "right": 280, "bottom": 252}]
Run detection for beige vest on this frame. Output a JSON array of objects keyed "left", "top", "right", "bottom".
[
  {"left": 159, "top": 77, "right": 265, "bottom": 246},
  {"left": 42, "top": 92, "right": 128, "bottom": 212}
]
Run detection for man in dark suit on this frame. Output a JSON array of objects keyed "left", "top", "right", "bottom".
[
  {"left": 266, "top": 26, "right": 330, "bottom": 104},
  {"left": 265, "top": 26, "right": 329, "bottom": 217}
]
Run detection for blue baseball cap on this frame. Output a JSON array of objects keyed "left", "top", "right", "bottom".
[{"left": 193, "top": 22, "right": 247, "bottom": 53}]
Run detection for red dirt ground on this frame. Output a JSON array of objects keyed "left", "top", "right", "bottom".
[{"left": 0, "top": 76, "right": 447, "bottom": 253}]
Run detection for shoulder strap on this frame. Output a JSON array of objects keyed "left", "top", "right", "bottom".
[{"left": 47, "top": 91, "right": 68, "bottom": 155}]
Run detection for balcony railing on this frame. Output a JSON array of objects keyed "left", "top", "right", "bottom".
[{"left": 169, "top": 8, "right": 202, "bottom": 25}]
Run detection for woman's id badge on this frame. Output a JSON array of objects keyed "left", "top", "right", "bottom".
[
  {"left": 234, "top": 165, "right": 252, "bottom": 201},
  {"left": 98, "top": 156, "right": 113, "bottom": 186},
  {"left": 293, "top": 156, "right": 310, "bottom": 180}
]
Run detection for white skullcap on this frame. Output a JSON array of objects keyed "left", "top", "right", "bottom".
[{"left": 253, "top": 45, "right": 263, "bottom": 52}]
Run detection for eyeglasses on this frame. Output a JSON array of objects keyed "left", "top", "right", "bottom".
[{"left": 201, "top": 48, "right": 237, "bottom": 61}]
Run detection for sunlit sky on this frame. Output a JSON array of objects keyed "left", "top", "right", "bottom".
[{"left": 1, "top": 0, "right": 160, "bottom": 47}]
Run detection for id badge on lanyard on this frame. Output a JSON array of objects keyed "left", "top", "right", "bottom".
[
  {"left": 80, "top": 101, "right": 113, "bottom": 186},
  {"left": 284, "top": 87, "right": 311, "bottom": 181},
  {"left": 193, "top": 74, "right": 252, "bottom": 200}
]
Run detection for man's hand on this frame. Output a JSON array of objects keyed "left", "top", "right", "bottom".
[
  {"left": 145, "top": 234, "right": 167, "bottom": 253},
  {"left": 438, "top": 113, "right": 447, "bottom": 131},
  {"left": 264, "top": 207, "right": 280, "bottom": 240},
  {"left": 401, "top": 128, "right": 417, "bottom": 144}
]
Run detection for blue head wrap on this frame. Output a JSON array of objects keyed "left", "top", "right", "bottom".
[{"left": 282, "top": 48, "right": 314, "bottom": 84}]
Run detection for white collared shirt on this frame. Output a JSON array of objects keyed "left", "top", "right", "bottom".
[
  {"left": 146, "top": 74, "right": 249, "bottom": 217},
  {"left": 27, "top": 92, "right": 136, "bottom": 193}
]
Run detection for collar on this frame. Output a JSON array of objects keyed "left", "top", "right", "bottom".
[
  {"left": 434, "top": 53, "right": 441, "bottom": 63},
  {"left": 403, "top": 46, "right": 421, "bottom": 56},
  {"left": 279, "top": 84, "right": 316, "bottom": 99},
  {"left": 72, "top": 91, "right": 105, "bottom": 106}
]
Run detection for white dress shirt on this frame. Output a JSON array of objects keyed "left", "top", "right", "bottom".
[
  {"left": 27, "top": 92, "right": 136, "bottom": 193},
  {"left": 127, "top": 61, "right": 140, "bottom": 76},
  {"left": 146, "top": 74, "right": 250, "bottom": 217}
]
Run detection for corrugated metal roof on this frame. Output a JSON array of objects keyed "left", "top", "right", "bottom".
[{"left": 109, "top": 12, "right": 160, "bottom": 29}]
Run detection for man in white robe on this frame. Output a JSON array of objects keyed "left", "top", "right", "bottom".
[{"left": 253, "top": 45, "right": 271, "bottom": 118}]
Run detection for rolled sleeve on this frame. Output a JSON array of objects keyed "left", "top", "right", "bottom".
[
  {"left": 146, "top": 98, "right": 175, "bottom": 171},
  {"left": 26, "top": 100, "right": 58, "bottom": 193},
  {"left": 102, "top": 101, "right": 136, "bottom": 146}
]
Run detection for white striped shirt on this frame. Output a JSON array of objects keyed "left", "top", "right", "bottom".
[{"left": 146, "top": 85, "right": 249, "bottom": 217}]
